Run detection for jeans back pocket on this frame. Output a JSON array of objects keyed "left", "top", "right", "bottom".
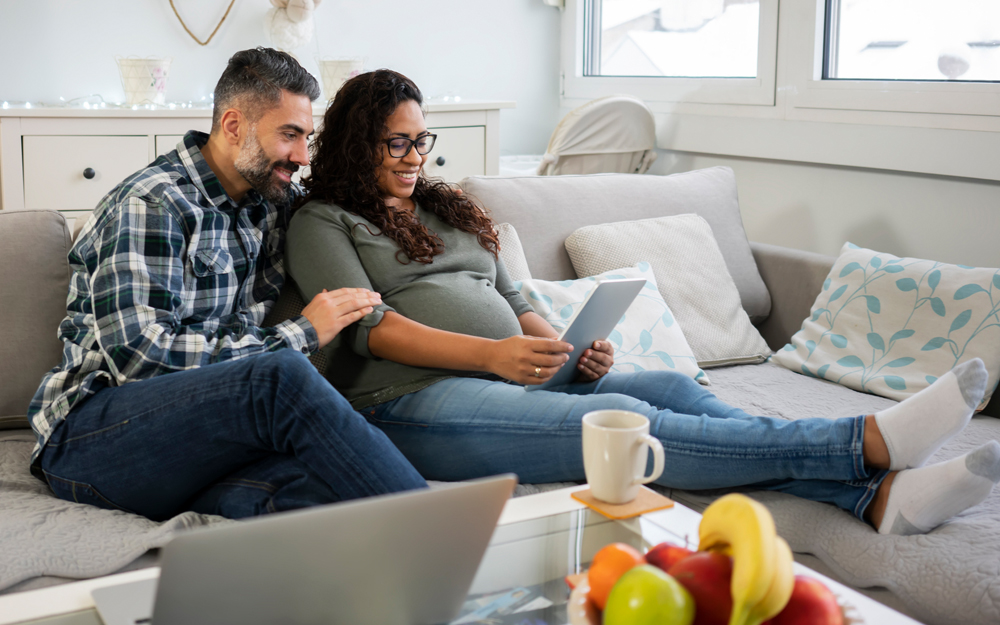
[{"left": 43, "top": 471, "right": 137, "bottom": 514}]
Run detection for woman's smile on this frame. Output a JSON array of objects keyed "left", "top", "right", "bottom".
[{"left": 394, "top": 170, "right": 419, "bottom": 184}]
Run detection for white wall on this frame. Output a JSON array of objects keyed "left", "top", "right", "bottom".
[
  {"left": 651, "top": 151, "right": 1000, "bottom": 269},
  {"left": 0, "top": 0, "right": 562, "bottom": 154}
]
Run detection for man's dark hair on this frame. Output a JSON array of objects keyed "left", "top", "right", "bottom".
[{"left": 211, "top": 47, "right": 320, "bottom": 130}]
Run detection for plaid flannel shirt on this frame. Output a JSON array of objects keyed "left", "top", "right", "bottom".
[{"left": 27, "top": 131, "right": 318, "bottom": 472}]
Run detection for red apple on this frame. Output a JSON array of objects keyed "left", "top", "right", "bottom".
[
  {"left": 667, "top": 551, "right": 734, "bottom": 625},
  {"left": 765, "top": 576, "right": 844, "bottom": 625},
  {"left": 645, "top": 542, "right": 696, "bottom": 572}
]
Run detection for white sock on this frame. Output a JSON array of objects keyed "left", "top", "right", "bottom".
[
  {"left": 878, "top": 441, "right": 1000, "bottom": 535},
  {"left": 873, "top": 358, "right": 988, "bottom": 471}
]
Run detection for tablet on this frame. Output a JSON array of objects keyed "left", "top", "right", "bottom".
[{"left": 526, "top": 278, "right": 646, "bottom": 391}]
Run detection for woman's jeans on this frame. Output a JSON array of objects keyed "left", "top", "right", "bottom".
[
  {"left": 40, "top": 350, "right": 427, "bottom": 521},
  {"left": 370, "top": 371, "right": 889, "bottom": 521}
]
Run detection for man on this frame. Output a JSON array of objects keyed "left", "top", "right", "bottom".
[{"left": 27, "top": 47, "right": 427, "bottom": 521}]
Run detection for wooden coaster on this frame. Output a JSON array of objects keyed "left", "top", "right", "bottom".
[{"left": 571, "top": 486, "right": 674, "bottom": 520}]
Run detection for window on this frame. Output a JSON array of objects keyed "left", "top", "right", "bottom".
[
  {"left": 563, "top": 0, "right": 1000, "bottom": 118},
  {"left": 587, "top": 0, "right": 760, "bottom": 79},
  {"left": 824, "top": 0, "right": 1000, "bottom": 82},
  {"left": 781, "top": 0, "right": 1000, "bottom": 119},
  {"left": 561, "top": 0, "right": 779, "bottom": 105},
  {"left": 559, "top": 0, "right": 1000, "bottom": 181}
]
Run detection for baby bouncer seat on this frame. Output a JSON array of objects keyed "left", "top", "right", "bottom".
[{"left": 537, "top": 95, "right": 658, "bottom": 176}]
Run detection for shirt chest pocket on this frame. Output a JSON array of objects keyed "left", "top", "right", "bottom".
[{"left": 192, "top": 247, "right": 235, "bottom": 277}]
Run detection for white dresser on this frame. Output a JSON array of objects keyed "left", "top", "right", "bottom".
[{"left": 0, "top": 101, "right": 514, "bottom": 218}]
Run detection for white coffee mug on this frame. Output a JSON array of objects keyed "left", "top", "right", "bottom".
[{"left": 582, "top": 410, "right": 665, "bottom": 504}]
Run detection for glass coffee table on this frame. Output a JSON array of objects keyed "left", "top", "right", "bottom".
[
  {"left": 451, "top": 494, "right": 694, "bottom": 624},
  {"left": 0, "top": 485, "right": 922, "bottom": 625},
  {"left": 451, "top": 485, "right": 922, "bottom": 625}
]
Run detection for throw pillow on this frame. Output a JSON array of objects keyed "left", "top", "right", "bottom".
[
  {"left": 772, "top": 243, "right": 1000, "bottom": 410},
  {"left": 496, "top": 223, "right": 532, "bottom": 282},
  {"left": 515, "top": 262, "right": 709, "bottom": 384},
  {"left": 565, "top": 214, "right": 771, "bottom": 368}
]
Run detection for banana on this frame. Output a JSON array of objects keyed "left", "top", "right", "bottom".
[
  {"left": 749, "top": 536, "right": 795, "bottom": 623},
  {"left": 697, "top": 493, "right": 779, "bottom": 625}
]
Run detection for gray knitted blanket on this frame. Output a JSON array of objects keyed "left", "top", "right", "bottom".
[{"left": 0, "top": 430, "right": 226, "bottom": 593}]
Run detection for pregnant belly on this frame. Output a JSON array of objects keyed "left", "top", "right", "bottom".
[{"left": 385, "top": 280, "right": 523, "bottom": 341}]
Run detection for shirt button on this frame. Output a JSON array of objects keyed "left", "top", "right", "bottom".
[{"left": 301, "top": 347, "right": 309, "bottom": 354}]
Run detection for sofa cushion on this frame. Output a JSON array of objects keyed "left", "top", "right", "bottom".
[
  {"left": 0, "top": 210, "right": 73, "bottom": 429},
  {"left": 496, "top": 223, "right": 532, "bottom": 281},
  {"left": 514, "top": 262, "right": 708, "bottom": 383},
  {"left": 566, "top": 214, "right": 771, "bottom": 368},
  {"left": 460, "top": 167, "right": 771, "bottom": 323},
  {"left": 772, "top": 243, "right": 1000, "bottom": 411}
]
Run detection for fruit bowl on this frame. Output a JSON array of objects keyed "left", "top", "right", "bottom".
[
  {"left": 566, "top": 578, "right": 597, "bottom": 625},
  {"left": 566, "top": 574, "right": 865, "bottom": 625}
]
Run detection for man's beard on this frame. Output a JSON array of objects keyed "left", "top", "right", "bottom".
[{"left": 233, "top": 128, "right": 298, "bottom": 206}]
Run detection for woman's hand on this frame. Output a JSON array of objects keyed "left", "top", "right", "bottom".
[
  {"left": 576, "top": 340, "right": 614, "bottom": 382},
  {"left": 488, "top": 335, "right": 574, "bottom": 385},
  {"left": 301, "top": 288, "right": 382, "bottom": 349}
]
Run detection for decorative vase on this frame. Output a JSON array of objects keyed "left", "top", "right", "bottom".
[
  {"left": 318, "top": 58, "right": 364, "bottom": 101},
  {"left": 116, "top": 57, "right": 172, "bottom": 106}
]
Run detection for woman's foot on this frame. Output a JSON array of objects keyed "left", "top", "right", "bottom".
[
  {"left": 873, "top": 441, "right": 1000, "bottom": 535},
  {"left": 872, "top": 358, "right": 987, "bottom": 471}
]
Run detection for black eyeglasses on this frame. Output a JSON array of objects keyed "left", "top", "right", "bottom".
[{"left": 384, "top": 134, "right": 437, "bottom": 158}]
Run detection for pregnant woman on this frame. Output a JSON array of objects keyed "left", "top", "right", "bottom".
[{"left": 286, "top": 69, "right": 999, "bottom": 536}]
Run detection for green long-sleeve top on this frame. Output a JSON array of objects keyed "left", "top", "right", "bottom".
[{"left": 286, "top": 200, "right": 534, "bottom": 408}]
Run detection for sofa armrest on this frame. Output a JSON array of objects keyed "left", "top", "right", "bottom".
[{"left": 750, "top": 242, "right": 835, "bottom": 352}]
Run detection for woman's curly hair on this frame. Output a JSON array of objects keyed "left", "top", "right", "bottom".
[{"left": 300, "top": 69, "right": 499, "bottom": 264}]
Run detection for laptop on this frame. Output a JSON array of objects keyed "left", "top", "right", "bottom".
[
  {"left": 527, "top": 278, "right": 646, "bottom": 391},
  {"left": 92, "top": 474, "right": 518, "bottom": 625}
]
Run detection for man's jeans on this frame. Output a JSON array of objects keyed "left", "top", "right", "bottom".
[
  {"left": 370, "top": 370, "right": 888, "bottom": 521},
  {"left": 40, "top": 350, "right": 427, "bottom": 520}
]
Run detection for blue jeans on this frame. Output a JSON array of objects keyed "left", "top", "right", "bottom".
[
  {"left": 40, "top": 350, "right": 427, "bottom": 521},
  {"left": 368, "top": 371, "right": 888, "bottom": 521}
]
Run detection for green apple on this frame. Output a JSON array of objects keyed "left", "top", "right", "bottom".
[{"left": 603, "top": 564, "right": 695, "bottom": 625}]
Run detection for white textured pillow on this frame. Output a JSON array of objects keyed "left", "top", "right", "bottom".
[
  {"left": 516, "top": 263, "right": 708, "bottom": 383},
  {"left": 773, "top": 243, "right": 1000, "bottom": 410},
  {"left": 496, "top": 222, "right": 531, "bottom": 282},
  {"left": 565, "top": 214, "right": 770, "bottom": 367}
]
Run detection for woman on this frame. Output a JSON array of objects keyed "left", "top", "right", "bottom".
[{"left": 287, "top": 69, "right": 997, "bottom": 535}]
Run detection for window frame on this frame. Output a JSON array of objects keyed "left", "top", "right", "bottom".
[
  {"left": 558, "top": 0, "right": 1000, "bottom": 181},
  {"left": 561, "top": 0, "right": 780, "bottom": 106},
  {"left": 785, "top": 0, "right": 1000, "bottom": 118}
]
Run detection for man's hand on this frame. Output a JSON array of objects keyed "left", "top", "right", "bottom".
[
  {"left": 576, "top": 340, "right": 614, "bottom": 382},
  {"left": 487, "top": 335, "right": 573, "bottom": 385},
  {"left": 301, "top": 288, "right": 382, "bottom": 349}
]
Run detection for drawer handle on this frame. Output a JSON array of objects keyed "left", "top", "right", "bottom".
[
  {"left": 435, "top": 156, "right": 446, "bottom": 167},
  {"left": 83, "top": 168, "right": 96, "bottom": 180}
]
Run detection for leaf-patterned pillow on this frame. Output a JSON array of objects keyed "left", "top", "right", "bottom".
[
  {"left": 514, "top": 262, "right": 708, "bottom": 384},
  {"left": 772, "top": 243, "right": 1000, "bottom": 410}
]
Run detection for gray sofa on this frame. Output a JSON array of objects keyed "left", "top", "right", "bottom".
[{"left": 1, "top": 169, "right": 998, "bottom": 624}]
